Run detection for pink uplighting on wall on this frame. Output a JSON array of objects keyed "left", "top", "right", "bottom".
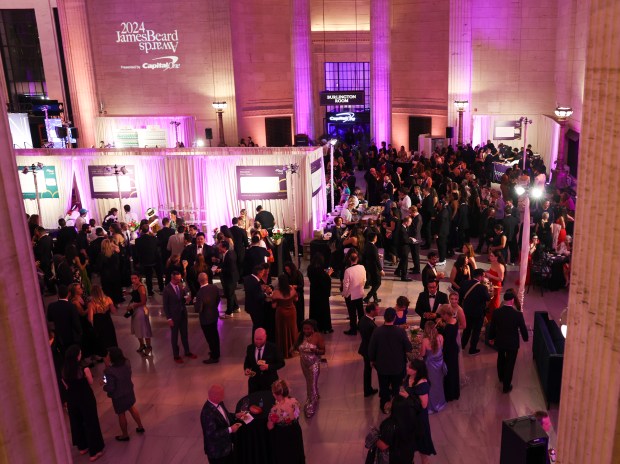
[
  {"left": 370, "top": 0, "right": 391, "bottom": 144},
  {"left": 292, "top": 0, "right": 315, "bottom": 139}
]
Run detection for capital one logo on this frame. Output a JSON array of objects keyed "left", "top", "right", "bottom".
[{"left": 142, "top": 56, "right": 181, "bottom": 71}]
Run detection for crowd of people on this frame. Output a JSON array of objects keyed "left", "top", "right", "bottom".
[{"left": 31, "top": 138, "right": 574, "bottom": 463}]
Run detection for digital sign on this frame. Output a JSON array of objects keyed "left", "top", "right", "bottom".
[
  {"left": 88, "top": 165, "right": 138, "bottom": 199},
  {"left": 326, "top": 111, "right": 370, "bottom": 124},
  {"left": 320, "top": 91, "right": 365, "bottom": 106},
  {"left": 236, "top": 166, "right": 288, "bottom": 200}
]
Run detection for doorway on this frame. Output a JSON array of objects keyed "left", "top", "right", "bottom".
[
  {"left": 408, "top": 117, "right": 432, "bottom": 151},
  {"left": 265, "top": 117, "right": 292, "bottom": 147}
]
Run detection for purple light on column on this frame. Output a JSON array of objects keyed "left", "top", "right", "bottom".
[
  {"left": 371, "top": 0, "right": 391, "bottom": 144},
  {"left": 292, "top": 0, "right": 314, "bottom": 138}
]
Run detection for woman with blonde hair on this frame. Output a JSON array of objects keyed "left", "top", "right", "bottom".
[
  {"left": 267, "top": 379, "right": 305, "bottom": 464},
  {"left": 420, "top": 321, "right": 447, "bottom": 413},
  {"left": 437, "top": 302, "right": 464, "bottom": 401},
  {"left": 87, "top": 285, "right": 118, "bottom": 354},
  {"left": 100, "top": 239, "right": 123, "bottom": 304}
]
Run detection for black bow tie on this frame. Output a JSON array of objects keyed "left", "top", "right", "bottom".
[{"left": 429, "top": 294, "right": 437, "bottom": 298}]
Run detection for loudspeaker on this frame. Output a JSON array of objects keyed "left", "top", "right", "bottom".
[
  {"left": 500, "top": 416, "right": 548, "bottom": 464},
  {"left": 294, "top": 133, "right": 309, "bottom": 147},
  {"left": 205, "top": 128, "right": 213, "bottom": 140},
  {"left": 70, "top": 127, "right": 79, "bottom": 139},
  {"left": 56, "top": 127, "right": 68, "bottom": 138},
  {"left": 445, "top": 127, "right": 454, "bottom": 139}
]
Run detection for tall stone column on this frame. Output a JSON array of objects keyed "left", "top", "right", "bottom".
[
  {"left": 0, "top": 68, "right": 72, "bottom": 463},
  {"left": 57, "top": 0, "right": 99, "bottom": 148},
  {"left": 448, "top": 0, "right": 472, "bottom": 145},
  {"left": 556, "top": 1, "right": 620, "bottom": 463},
  {"left": 291, "top": 0, "right": 315, "bottom": 140},
  {"left": 370, "top": 0, "right": 391, "bottom": 145}
]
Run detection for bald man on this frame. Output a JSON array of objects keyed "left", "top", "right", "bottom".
[
  {"left": 200, "top": 384, "right": 242, "bottom": 463},
  {"left": 243, "top": 328, "right": 285, "bottom": 394}
]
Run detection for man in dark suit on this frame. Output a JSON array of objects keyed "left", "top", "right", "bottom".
[
  {"left": 134, "top": 224, "right": 164, "bottom": 295},
  {"left": 459, "top": 268, "right": 491, "bottom": 355},
  {"left": 195, "top": 272, "right": 221, "bottom": 364},
  {"left": 488, "top": 290, "right": 529, "bottom": 393},
  {"left": 422, "top": 251, "right": 445, "bottom": 289},
  {"left": 87, "top": 227, "right": 106, "bottom": 274},
  {"left": 163, "top": 271, "right": 197, "bottom": 363},
  {"left": 156, "top": 217, "right": 176, "bottom": 268},
  {"left": 358, "top": 303, "right": 379, "bottom": 397},
  {"left": 54, "top": 218, "right": 77, "bottom": 255},
  {"left": 329, "top": 216, "right": 345, "bottom": 277},
  {"left": 394, "top": 216, "right": 412, "bottom": 281},
  {"left": 182, "top": 232, "right": 214, "bottom": 269},
  {"left": 414, "top": 279, "right": 449, "bottom": 329},
  {"left": 200, "top": 384, "right": 242, "bottom": 464},
  {"left": 420, "top": 186, "right": 435, "bottom": 249},
  {"left": 255, "top": 205, "right": 275, "bottom": 233},
  {"left": 230, "top": 217, "right": 249, "bottom": 283},
  {"left": 368, "top": 307, "right": 413, "bottom": 413},
  {"left": 434, "top": 200, "right": 450, "bottom": 263},
  {"left": 34, "top": 226, "right": 55, "bottom": 293},
  {"left": 216, "top": 241, "right": 239, "bottom": 317},
  {"left": 243, "top": 235, "right": 270, "bottom": 276},
  {"left": 243, "top": 328, "right": 285, "bottom": 394},
  {"left": 408, "top": 206, "right": 423, "bottom": 274},
  {"left": 46, "top": 285, "right": 82, "bottom": 355},
  {"left": 502, "top": 207, "right": 520, "bottom": 265},
  {"left": 363, "top": 232, "right": 384, "bottom": 303},
  {"left": 244, "top": 265, "right": 268, "bottom": 334}
]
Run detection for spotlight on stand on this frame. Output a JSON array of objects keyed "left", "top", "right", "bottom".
[
  {"left": 515, "top": 185, "right": 526, "bottom": 196},
  {"left": 329, "top": 139, "right": 337, "bottom": 146},
  {"left": 21, "top": 162, "right": 44, "bottom": 218},
  {"left": 531, "top": 187, "right": 544, "bottom": 199}
]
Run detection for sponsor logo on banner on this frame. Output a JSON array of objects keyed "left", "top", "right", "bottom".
[
  {"left": 328, "top": 112, "right": 356, "bottom": 122},
  {"left": 116, "top": 21, "right": 181, "bottom": 71}
]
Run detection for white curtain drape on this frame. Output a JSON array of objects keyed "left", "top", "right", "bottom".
[
  {"left": 96, "top": 116, "right": 196, "bottom": 148},
  {"left": 472, "top": 115, "right": 491, "bottom": 148},
  {"left": 538, "top": 116, "right": 560, "bottom": 174}
]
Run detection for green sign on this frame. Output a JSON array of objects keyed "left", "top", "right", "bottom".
[{"left": 18, "top": 166, "right": 59, "bottom": 199}]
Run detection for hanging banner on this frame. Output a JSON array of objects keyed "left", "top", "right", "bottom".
[
  {"left": 236, "top": 165, "right": 287, "bottom": 200},
  {"left": 320, "top": 91, "right": 365, "bottom": 106},
  {"left": 18, "top": 166, "right": 59, "bottom": 199},
  {"left": 311, "top": 158, "right": 323, "bottom": 196},
  {"left": 88, "top": 165, "right": 138, "bottom": 199}
]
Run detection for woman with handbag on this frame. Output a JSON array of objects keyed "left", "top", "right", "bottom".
[{"left": 127, "top": 273, "right": 152, "bottom": 356}]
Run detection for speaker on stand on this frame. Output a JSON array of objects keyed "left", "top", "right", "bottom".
[
  {"left": 500, "top": 416, "right": 549, "bottom": 464},
  {"left": 445, "top": 126, "right": 454, "bottom": 147},
  {"left": 205, "top": 128, "right": 213, "bottom": 147}
]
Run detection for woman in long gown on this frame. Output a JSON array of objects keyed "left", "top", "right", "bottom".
[
  {"left": 437, "top": 302, "right": 465, "bottom": 401},
  {"left": 267, "top": 380, "right": 305, "bottom": 464},
  {"left": 284, "top": 262, "right": 305, "bottom": 331},
  {"left": 307, "top": 254, "right": 333, "bottom": 334},
  {"left": 271, "top": 273, "right": 299, "bottom": 359},
  {"left": 294, "top": 320, "right": 326, "bottom": 418},
  {"left": 69, "top": 283, "right": 97, "bottom": 364},
  {"left": 99, "top": 239, "right": 123, "bottom": 304},
  {"left": 127, "top": 273, "right": 153, "bottom": 356},
  {"left": 420, "top": 321, "right": 447, "bottom": 414},
  {"left": 62, "top": 345, "right": 105, "bottom": 461},
  {"left": 403, "top": 359, "right": 436, "bottom": 464},
  {"left": 486, "top": 250, "right": 506, "bottom": 320},
  {"left": 87, "top": 285, "right": 118, "bottom": 356}
]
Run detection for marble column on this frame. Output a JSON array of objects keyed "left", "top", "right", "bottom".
[
  {"left": 556, "top": 1, "right": 620, "bottom": 463},
  {"left": 56, "top": 0, "right": 99, "bottom": 148},
  {"left": 291, "top": 0, "right": 315, "bottom": 140},
  {"left": 448, "top": 0, "right": 472, "bottom": 145},
  {"left": 370, "top": 0, "right": 391, "bottom": 145},
  {"left": 0, "top": 70, "right": 72, "bottom": 462}
]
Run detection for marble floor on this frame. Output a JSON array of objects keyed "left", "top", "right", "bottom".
[{"left": 59, "top": 251, "right": 569, "bottom": 464}]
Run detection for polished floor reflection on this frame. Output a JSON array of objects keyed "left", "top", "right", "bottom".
[{"left": 62, "top": 254, "right": 568, "bottom": 464}]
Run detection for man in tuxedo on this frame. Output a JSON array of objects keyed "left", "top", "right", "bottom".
[
  {"left": 363, "top": 232, "right": 384, "bottom": 304},
  {"left": 244, "top": 265, "right": 269, "bottom": 335},
  {"left": 163, "top": 271, "right": 197, "bottom": 363},
  {"left": 184, "top": 232, "right": 214, "bottom": 268},
  {"left": 55, "top": 218, "right": 77, "bottom": 255},
  {"left": 342, "top": 252, "right": 366, "bottom": 335},
  {"left": 434, "top": 200, "right": 450, "bottom": 264},
  {"left": 420, "top": 186, "right": 435, "bottom": 249},
  {"left": 216, "top": 240, "right": 239, "bottom": 317},
  {"left": 502, "top": 207, "right": 520, "bottom": 265},
  {"left": 329, "top": 216, "right": 345, "bottom": 277},
  {"left": 230, "top": 217, "right": 249, "bottom": 283},
  {"left": 195, "top": 272, "right": 221, "bottom": 364},
  {"left": 243, "top": 328, "right": 285, "bottom": 394},
  {"left": 488, "top": 290, "right": 528, "bottom": 393},
  {"left": 394, "top": 215, "right": 412, "bottom": 281},
  {"left": 243, "top": 235, "right": 270, "bottom": 276},
  {"left": 200, "top": 384, "right": 242, "bottom": 464},
  {"left": 46, "top": 285, "right": 82, "bottom": 355},
  {"left": 255, "top": 205, "right": 275, "bottom": 233},
  {"left": 34, "top": 226, "right": 55, "bottom": 293},
  {"left": 422, "top": 251, "right": 445, "bottom": 289},
  {"left": 166, "top": 224, "right": 187, "bottom": 258},
  {"left": 358, "top": 303, "right": 379, "bottom": 397},
  {"left": 156, "top": 217, "right": 175, "bottom": 268},
  {"left": 368, "top": 307, "right": 413, "bottom": 413},
  {"left": 134, "top": 224, "right": 164, "bottom": 296},
  {"left": 459, "top": 268, "right": 491, "bottom": 355},
  {"left": 408, "top": 206, "right": 423, "bottom": 274},
  {"left": 410, "top": 184, "right": 423, "bottom": 209},
  {"left": 414, "top": 279, "right": 449, "bottom": 329}
]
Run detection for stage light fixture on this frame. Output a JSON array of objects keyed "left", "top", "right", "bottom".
[
  {"left": 197, "top": 140, "right": 205, "bottom": 147},
  {"left": 329, "top": 139, "right": 337, "bottom": 146},
  {"left": 515, "top": 185, "right": 526, "bottom": 196},
  {"left": 531, "top": 187, "right": 543, "bottom": 199}
]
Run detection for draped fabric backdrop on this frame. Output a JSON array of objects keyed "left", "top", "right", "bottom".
[
  {"left": 95, "top": 116, "right": 196, "bottom": 148},
  {"left": 16, "top": 148, "right": 327, "bottom": 243}
]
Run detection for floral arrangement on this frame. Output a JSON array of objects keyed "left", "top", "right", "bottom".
[
  {"left": 127, "top": 220, "right": 140, "bottom": 232},
  {"left": 272, "top": 227, "right": 284, "bottom": 242},
  {"left": 366, "top": 206, "right": 384, "bottom": 216},
  {"left": 409, "top": 325, "right": 421, "bottom": 339},
  {"left": 212, "top": 227, "right": 220, "bottom": 241}
]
